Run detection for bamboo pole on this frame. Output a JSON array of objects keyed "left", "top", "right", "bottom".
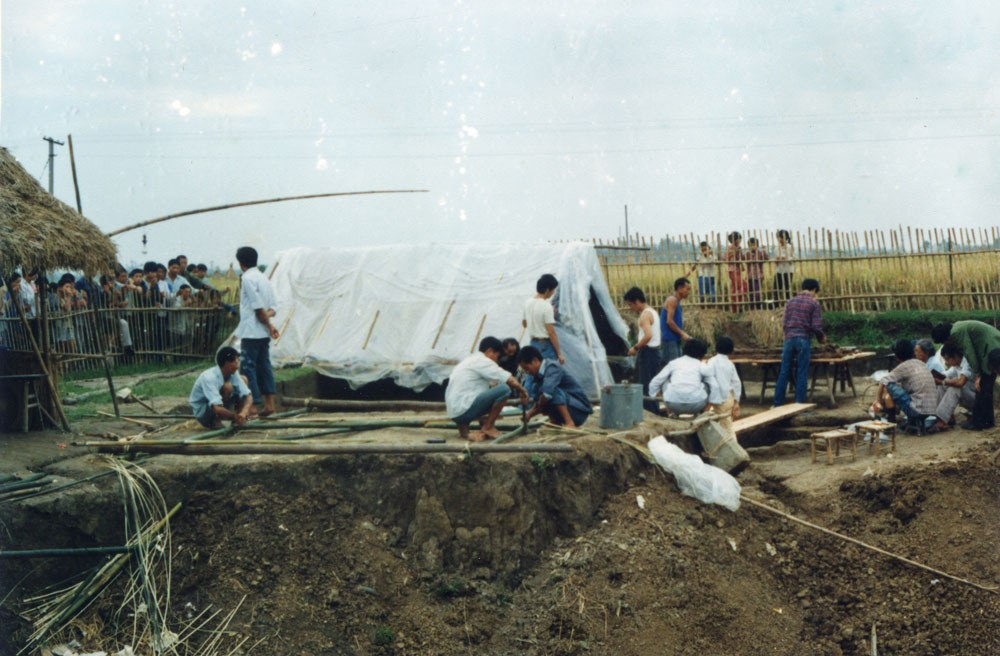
[
  {"left": 66, "top": 134, "right": 83, "bottom": 215},
  {"left": 88, "top": 307, "right": 120, "bottom": 417},
  {"left": 0, "top": 545, "right": 138, "bottom": 559},
  {"left": 106, "top": 190, "right": 429, "bottom": 237},
  {"left": 362, "top": 309, "right": 380, "bottom": 350},
  {"left": 281, "top": 397, "right": 447, "bottom": 412},
  {"left": 86, "top": 442, "right": 574, "bottom": 456}
]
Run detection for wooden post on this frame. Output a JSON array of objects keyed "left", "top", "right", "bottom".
[
  {"left": 89, "top": 307, "right": 120, "bottom": 418},
  {"left": 12, "top": 294, "right": 70, "bottom": 430}
]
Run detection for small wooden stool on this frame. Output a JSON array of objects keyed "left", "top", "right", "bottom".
[
  {"left": 855, "top": 421, "right": 897, "bottom": 456},
  {"left": 810, "top": 429, "right": 857, "bottom": 465}
]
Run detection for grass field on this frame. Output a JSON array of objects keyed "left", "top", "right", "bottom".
[{"left": 603, "top": 249, "right": 1000, "bottom": 315}]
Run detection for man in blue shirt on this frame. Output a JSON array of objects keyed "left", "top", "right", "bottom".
[
  {"left": 518, "top": 345, "right": 593, "bottom": 428},
  {"left": 189, "top": 346, "right": 253, "bottom": 428}
]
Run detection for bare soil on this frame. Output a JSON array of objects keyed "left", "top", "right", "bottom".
[{"left": 2, "top": 385, "right": 1000, "bottom": 655}]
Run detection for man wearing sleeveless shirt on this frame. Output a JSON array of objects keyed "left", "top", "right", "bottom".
[
  {"left": 660, "top": 277, "right": 692, "bottom": 365},
  {"left": 625, "top": 286, "right": 661, "bottom": 412}
]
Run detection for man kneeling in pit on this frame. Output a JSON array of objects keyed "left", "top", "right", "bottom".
[
  {"left": 446, "top": 336, "right": 531, "bottom": 442},
  {"left": 189, "top": 346, "right": 253, "bottom": 428},
  {"left": 518, "top": 345, "right": 593, "bottom": 429}
]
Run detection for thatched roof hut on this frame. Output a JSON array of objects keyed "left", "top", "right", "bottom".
[{"left": 0, "top": 146, "right": 117, "bottom": 275}]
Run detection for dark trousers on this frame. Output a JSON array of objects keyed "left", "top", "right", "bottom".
[
  {"left": 241, "top": 337, "right": 276, "bottom": 405},
  {"left": 638, "top": 346, "right": 661, "bottom": 413},
  {"left": 972, "top": 372, "right": 996, "bottom": 429}
]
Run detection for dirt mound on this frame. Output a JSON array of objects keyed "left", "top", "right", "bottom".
[{"left": 4, "top": 440, "right": 1000, "bottom": 654}]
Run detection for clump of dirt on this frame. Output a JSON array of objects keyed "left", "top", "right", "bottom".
[{"left": 5, "top": 440, "right": 1000, "bottom": 655}]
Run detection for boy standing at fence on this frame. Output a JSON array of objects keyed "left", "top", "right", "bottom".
[
  {"left": 773, "top": 278, "right": 825, "bottom": 406},
  {"left": 237, "top": 246, "right": 280, "bottom": 417},
  {"left": 724, "top": 232, "right": 745, "bottom": 312},
  {"left": 744, "top": 237, "right": 769, "bottom": 309},
  {"left": 686, "top": 241, "right": 716, "bottom": 303},
  {"left": 774, "top": 230, "right": 795, "bottom": 300}
]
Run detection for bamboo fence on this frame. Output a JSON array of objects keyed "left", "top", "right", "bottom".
[{"left": 591, "top": 226, "right": 1000, "bottom": 315}]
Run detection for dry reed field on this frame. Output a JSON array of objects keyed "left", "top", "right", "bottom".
[{"left": 595, "top": 226, "right": 1000, "bottom": 315}]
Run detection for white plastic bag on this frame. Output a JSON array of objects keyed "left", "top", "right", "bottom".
[{"left": 648, "top": 436, "right": 741, "bottom": 511}]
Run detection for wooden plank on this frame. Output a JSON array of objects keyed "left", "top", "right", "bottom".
[{"left": 733, "top": 403, "right": 817, "bottom": 435}]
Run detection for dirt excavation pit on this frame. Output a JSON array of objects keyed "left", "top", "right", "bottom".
[{"left": 3, "top": 411, "right": 1000, "bottom": 654}]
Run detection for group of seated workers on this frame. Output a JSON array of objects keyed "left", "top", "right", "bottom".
[
  {"left": 443, "top": 336, "right": 594, "bottom": 441},
  {"left": 870, "top": 319, "right": 1000, "bottom": 433}
]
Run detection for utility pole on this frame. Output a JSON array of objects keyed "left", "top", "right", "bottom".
[
  {"left": 624, "top": 205, "right": 629, "bottom": 246},
  {"left": 42, "top": 136, "right": 65, "bottom": 193}
]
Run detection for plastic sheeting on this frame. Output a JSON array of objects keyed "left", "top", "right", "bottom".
[{"left": 264, "top": 242, "right": 629, "bottom": 399}]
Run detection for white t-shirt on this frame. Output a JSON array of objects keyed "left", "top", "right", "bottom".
[
  {"left": 696, "top": 252, "right": 715, "bottom": 277},
  {"left": 238, "top": 267, "right": 277, "bottom": 339},
  {"left": 649, "top": 355, "right": 719, "bottom": 405},
  {"left": 523, "top": 296, "right": 556, "bottom": 340},
  {"left": 641, "top": 306, "right": 661, "bottom": 349},
  {"left": 706, "top": 353, "right": 742, "bottom": 404},
  {"left": 775, "top": 243, "right": 795, "bottom": 274},
  {"left": 445, "top": 352, "right": 512, "bottom": 418}
]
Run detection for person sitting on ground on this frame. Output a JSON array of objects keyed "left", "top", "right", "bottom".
[
  {"left": 189, "top": 346, "right": 252, "bottom": 428},
  {"left": 932, "top": 320, "right": 1000, "bottom": 431},
  {"left": 445, "top": 336, "right": 530, "bottom": 442},
  {"left": 929, "top": 343, "right": 976, "bottom": 431},
  {"left": 648, "top": 338, "right": 719, "bottom": 416},
  {"left": 706, "top": 336, "right": 742, "bottom": 435},
  {"left": 871, "top": 339, "right": 938, "bottom": 428},
  {"left": 518, "top": 345, "right": 593, "bottom": 429},
  {"left": 497, "top": 337, "right": 520, "bottom": 376}
]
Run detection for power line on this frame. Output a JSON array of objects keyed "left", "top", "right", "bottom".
[{"left": 50, "top": 131, "right": 1000, "bottom": 162}]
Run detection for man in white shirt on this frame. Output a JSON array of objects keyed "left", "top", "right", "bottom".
[
  {"left": 931, "top": 343, "right": 977, "bottom": 431},
  {"left": 522, "top": 274, "right": 564, "bottom": 365},
  {"left": 624, "top": 286, "right": 661, "bottom": 413},
  {"left": 236, "top": 246, "right": 280, "bottom": 417},
  {"left": 648, "top": 339, "right": 718, "bottom": 415},
  {"left": 446, "top": 336, "right": 530, "bottom": 441},
  {"left": 189, "top": 346, "right": 253, "bottom": 428},
  {"left": 706, "top": 336, "right": 742, "bottom": 435}
]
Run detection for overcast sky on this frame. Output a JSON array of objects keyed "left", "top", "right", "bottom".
[{"left": 3, "top": 1, "right": 999, "bottom": 269}]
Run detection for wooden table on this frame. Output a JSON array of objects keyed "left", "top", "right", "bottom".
[{"left": 730, "top": 351, "right": 876, "bottom": 407}]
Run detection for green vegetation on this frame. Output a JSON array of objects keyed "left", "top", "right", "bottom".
[
  {"left": 373, "top": 626, "right": 394, "bottom": 646},
  {"left": 430, "top": 578, "right": 466, "bottom": 599},
  {"left": 530, "top": 454, "right": 554, "bottom": 472},
  {"left": 824, "top": 310, "right": 1000, "bottom": 348},
  {"left": 64, "top": 358, "right": 211, "bottom": 382},
  {"left": 60, "top": 364, "right": 316, "bottom": 420}
]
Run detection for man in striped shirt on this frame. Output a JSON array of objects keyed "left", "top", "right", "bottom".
[{"left": 773, "top": 278, "right": 825, "bottom": 406}]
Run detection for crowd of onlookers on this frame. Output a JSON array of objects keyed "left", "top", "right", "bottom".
[{"left": 1, "top": 255, "right": 236, "bottom": 359}]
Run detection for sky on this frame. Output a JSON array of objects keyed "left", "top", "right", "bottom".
[{"left": 3, "top": 1, "right": 1000, "bottom": 270}]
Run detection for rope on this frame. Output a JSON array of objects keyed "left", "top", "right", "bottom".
[
  {"left": 704, "top": 430, "right": 736, "bottom": 458},
  {"left": 740, "top": 495, "right": 999, "bottom": 594}
]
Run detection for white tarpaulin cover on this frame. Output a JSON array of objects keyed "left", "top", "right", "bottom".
[{"left": 265, "top": 241, "right": 629, "bottom": 398}]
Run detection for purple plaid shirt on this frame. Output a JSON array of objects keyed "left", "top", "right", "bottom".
[{"left": 783, "top": 292, "right": 824, "bottom": 340}]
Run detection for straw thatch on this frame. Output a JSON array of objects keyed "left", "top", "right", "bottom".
[{"left": 0, "top": 147, "right": 116, "bottom": 275}]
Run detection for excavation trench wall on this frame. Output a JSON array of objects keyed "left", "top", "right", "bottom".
[{"left": 0, "top": 439, "right": 646, "bottom": 597}]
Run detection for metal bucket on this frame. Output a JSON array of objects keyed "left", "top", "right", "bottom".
[
  {"left": 600, "top": 384, "right": 639, "bottom": 429},
  {"left": 629, "top": 383, "right": 645, "bottom": 421}
]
